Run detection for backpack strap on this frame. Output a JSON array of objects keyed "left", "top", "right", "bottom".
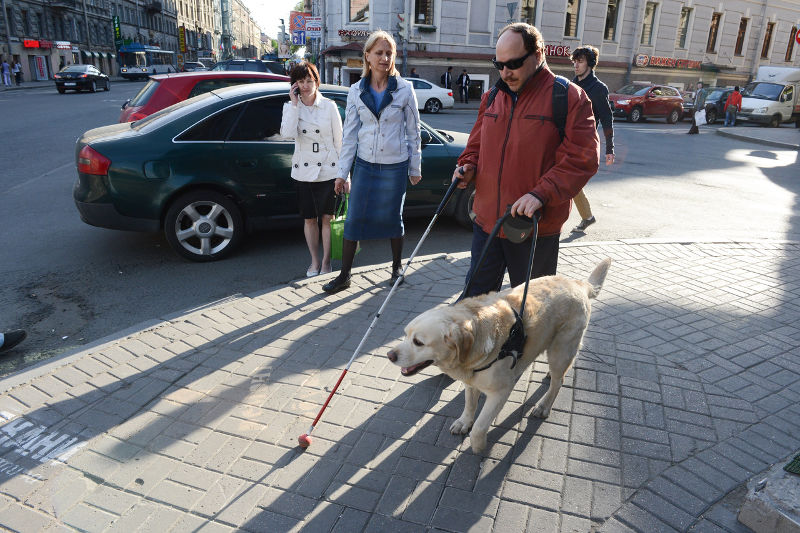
[
  {"left": 486, "top": 86, "right": 500, "bottom": 110},
  {"left": 552, "top": 75, "right": 569, "bottom": 142}
]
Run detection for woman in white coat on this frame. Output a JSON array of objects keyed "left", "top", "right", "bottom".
[{"left": 280, "top": 62, "right": 343, "bottom": 277}]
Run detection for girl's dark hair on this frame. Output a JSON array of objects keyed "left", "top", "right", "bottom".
[
  {"left": 570, "top": 46, "right": 599, "bottom": 68},
  {"left": 290, "top": 61, "right": 320, "bottom": 87}
]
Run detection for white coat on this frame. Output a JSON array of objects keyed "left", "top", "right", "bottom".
[{"left": 280, "top": 91, "right": 343, "bottom": 182}]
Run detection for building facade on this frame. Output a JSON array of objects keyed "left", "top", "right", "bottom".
[
  {"left": 320, "top": 0, "right": 800, "bottom": 95},
  {"left": 176, "top": 0, "right": 214, "bottom": 61},
  {"left": 230, "top": 0, "right": 260, "bottom": 58}
]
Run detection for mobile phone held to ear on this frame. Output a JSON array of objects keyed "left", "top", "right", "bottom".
[{"left": 294, "top": 88, "right": 300, "bottom": 96}]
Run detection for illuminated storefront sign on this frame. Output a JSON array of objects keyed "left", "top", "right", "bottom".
[{"left": 635, "top": 53, "right": 701, "bottom": 69}]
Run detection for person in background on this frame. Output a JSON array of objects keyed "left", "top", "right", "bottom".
[
  {"left": 570, "top": 45, "right": 615, "bottom": 233},
  {"left": 409, "top": 67, "right": 418, "bottom": 78},
  {"left": 12, "top": 60, "right": 21, "bottom": 85},
  {"left": 453, "top": 23, "right": 599, "bottom": 297},
  {"left": 457, "top": 69, "right": 471, "bottom": 103},
  {"left": 441, "top": 66, "right": 453, "bottom": 90},
  {"left": 323, "top": 30, "right": 422, "bottom": 294},
  {"left": 0, "top": 330, "right": 26, "bottom": 353},
  {"left": 1, "top": 59, "right": 11, "bottom": 87},
  {"left": 724, "top": 86, "right": 742, "bottom": 127},
  {"left": 687, "top": 82, "right": 705, "bottom": 134},
  {"left": 280, "top": 62, "right": 343, "bottom": 278}
]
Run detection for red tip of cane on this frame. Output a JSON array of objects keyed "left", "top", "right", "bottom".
[{"left": 298, "top": 434, "right": 312, "bottom": 448}]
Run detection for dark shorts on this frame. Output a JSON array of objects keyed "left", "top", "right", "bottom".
[{"left": 295, "top": 180, "right": 336, "bottom": 219}]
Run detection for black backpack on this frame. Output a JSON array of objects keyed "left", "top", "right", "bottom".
[
  {"left": 486, "top": 75, "right": 570, "bottom": 141},
  {"left": 440, "top": 73, "right": 446, "bottom": 86}
]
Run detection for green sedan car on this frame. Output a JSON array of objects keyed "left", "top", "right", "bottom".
[{"left": 74, "top": 83, "right": 471, "bottom": 261}]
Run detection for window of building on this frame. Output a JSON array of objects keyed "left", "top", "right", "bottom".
[
  {"left": 787, "top": 27, "right": 798, "bottom": 62},
  {"left": 349, "top": 0, "right": 368, "bottom": 23},
  {"left": 21, "top": 10, "right": 30, "bottom": 35},
  {"left": 706, "top": 12, "right": 721, "bottom": 53},
  {"left": 5, "top": 8, "right": 14, "bottom": 37},
  {"left": 564, "top": 0, "right": 581, "bottom": 37},
  {"left": 604, "top": 0, "right": 619, "bottom": 41},
  {"left": 522, "top": 0, "right": 536, "bottom": 25},
  {"left": 469, "top": 1, "right": 489, "bottom": 32},
  {"left": 761, "top": 22, "right": 774, "bottom": 58},
  {"left": 415, "top": 0, "right": 433, "bottom": 25},
  {"left": 734, "top": 18, "right": 748, "bottom": 56},
  {"left": 640, "top": 2, "right": 657, "bottom": 45}
]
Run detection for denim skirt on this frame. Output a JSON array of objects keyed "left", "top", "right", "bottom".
[{"left": 344, "top": 157, "right": 408, "bottom": 241}]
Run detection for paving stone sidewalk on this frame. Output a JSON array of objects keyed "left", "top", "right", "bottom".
[{"left": 1, "top": 241, "right": 799, "bottom": 532}]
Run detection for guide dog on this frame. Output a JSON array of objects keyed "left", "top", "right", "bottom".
[{"left": 387, "top": 259, "right": 611, "bottom": 453}]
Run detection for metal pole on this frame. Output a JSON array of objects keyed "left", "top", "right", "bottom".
[{"left": 1, "top": 0, "right": 13, "bottom": 56}]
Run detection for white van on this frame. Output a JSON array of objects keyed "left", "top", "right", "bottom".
[{"left": 738, "top": 66, "right": 800, "bottom": 127}]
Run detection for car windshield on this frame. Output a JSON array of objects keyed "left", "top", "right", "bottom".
[
  {"left": 615, "top": 84, "right": 651, "bottom": 96},
  {"left": 128, "top": 79, "right": 160, "bottom": 106},
  {"left": 742, "top": 82, "right": 783, "bottom": 101},
  {"left": 61, "top": 66, "right": 89, "bottom": 73},
  {"left": 132, "top": 92, "right": 217, "bottom": 132}
]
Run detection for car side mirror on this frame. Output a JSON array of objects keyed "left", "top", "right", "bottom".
[
  {"left": 780, "top": 94, "right": 787, "bottom": 102},
  {"left": 122, "top": 99, "right": 130, "bottom": 110},
  {"left": 421, "top": 129, "right": 431, "bottom": 146}
]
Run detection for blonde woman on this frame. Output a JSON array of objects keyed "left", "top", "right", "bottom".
[
  {"left": 323, "top": 30, "right": 422, "bottom": 294},
  {"left": 280, "top": 62, "right": 343, "bottom": 277}
]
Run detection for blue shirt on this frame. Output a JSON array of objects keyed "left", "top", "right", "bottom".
[{"left": 369, "top": 85, "right": 386, "bottom": 110}]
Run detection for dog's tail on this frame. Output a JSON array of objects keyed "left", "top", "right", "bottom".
[{"left": 586, "top": 258, "right": 612, "bottom": 299}]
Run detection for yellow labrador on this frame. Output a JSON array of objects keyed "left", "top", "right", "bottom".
[{"left": 387, "top": 258, "right": 611, "bottom": 453}]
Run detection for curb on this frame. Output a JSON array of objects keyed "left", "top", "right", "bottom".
[{"left": 716, "top": 127, "right": 800, "bottom": 150}]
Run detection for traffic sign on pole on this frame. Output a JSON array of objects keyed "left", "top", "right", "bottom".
[{"left": 292, "top": 31, "right": 306, "bottom": 45}]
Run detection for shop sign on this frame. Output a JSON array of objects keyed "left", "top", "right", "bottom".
[
  {"left": 23, "top": 39, "right": 40, "bottom": 48},
  {"left": 544, "top": 44, "right": 571, "bottom": 57},
  {"left": 338, "top": 29, "right": 370, "bottom": 41},
  {"left": 306, "top": 16, "right": 322, "bottom": 38},
  {"left": 55, "top": 41, "right": 71, "bottom": 50},
  {"left": 39, "top": 40, "right": 53, "bottom": 49},
  {"left": 634, "top": 53, "right": 700, "bottom": 69},
  {"left": 346, "top": 58, "right": 363, "bottom": 68},
  {"left": 179, "top": 26, "right": 186, "bottom": 53},
  {"left": 34, "top": 56, "right": 48, "bottom": 81},
  {"left": 113, "top": 16, "right": 122, "bottom": 50}
]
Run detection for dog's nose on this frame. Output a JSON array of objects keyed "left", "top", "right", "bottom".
[{"left": 387, "top": 350, "right": 397, "bottom": 363}]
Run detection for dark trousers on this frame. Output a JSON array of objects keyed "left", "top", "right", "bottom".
[
  {"left": 460, "top": 86, "right": 469, "bottom": 103},
  {"left": 464, "top": 223, "right": 560, "bottom": 297},
  {"left": 687, "top": 117, "right": 699, "bottom": 134}
]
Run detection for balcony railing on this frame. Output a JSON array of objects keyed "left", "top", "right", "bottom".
[
  {"left": 49, "top": 0, "right": 77, "bottom": 9},
  {"left": 145, "top": 1, "right": 162, "bottom": 13}
]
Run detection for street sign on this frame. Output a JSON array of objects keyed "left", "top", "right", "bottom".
[
  {"left": 305, "top": 16, "right": 322, "bottom": 38},
  {"left": 292, "top": 31, "right": 306, "bottom": 45},
  {"left": 289, "top": 11, "right": 311, "bottom": 32},
  {"left": 796, "top": 28, "right": 800, "bottom": 46}
]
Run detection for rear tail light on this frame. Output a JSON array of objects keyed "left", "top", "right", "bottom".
[
  {"left": 126, "top": 111, "right": 149, "bottom": 122},
  {"left": 448, "top": 92, "right": 453, "bottom": 97},
  {"left": 80, "top": 74, "right": 88, "bottom": 78},
  {"left": 78, "top": 145, "right": 111, "bottom": 175},
  {"left": 54, "top": 74, "right": 61, "bottom": 79}
]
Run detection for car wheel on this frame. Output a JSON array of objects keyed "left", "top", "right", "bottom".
[
  {"left": 424, "top": 98, "right": 442, "bottom": 114},
  {"left": 104, "top": 80, "right": 110, "bottom": 91},
  {"left": 454, "top": 187, "right": 475, "bottom": 230},
  {"left": 164, "top": 190, "right": 244, "bottom": 262},
  {"left": 667, "top": 108, "right": 680, "bottom": 124},
  {"left": 706, "top": 109, "right": 717, "bottom": 124},
  {"left": 90, "top": 81, "right": 97, "bottom": 93},
  {"left": 57, "top": 87, "right": 65, "bottom": 94},
  {"left": 769, "top": 114, "right": 781, "bottom": 128},
  {"left": 629, "top": 107, "right": 642, "bottom": 123}
]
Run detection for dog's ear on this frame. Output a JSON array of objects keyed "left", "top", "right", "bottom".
[{"left": 445, "top": 320, "right": 474, "bottom": 363}]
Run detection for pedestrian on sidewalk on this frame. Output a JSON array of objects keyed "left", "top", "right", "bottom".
[
  {"left": 12, "top": 60, "right": 21, "bottom": 86},
  {"left": 280, "top": 61, "right": 343, "bottom": 279},
  {"left": 0, "top": 329, "right": 26, "bottom": 353},
  {"left": 457, "top": 69, "right": 471, "bottom": 103},
  {"left": 441, "top": 66, "right": 453, "bottom": 91},
  {"left": 323, "top": 30, "right": 422, "bottom": 294},
  {"left": 453, "top": 22, "right": 599, "bottom": 297},
  {"left": 1, "top": 59, "right": 11, "bottom": 87},
  {"left": 570, "top": 45, "right": 614, "bottom": 233},
  {"left": 409, "top": 67, "right": 418, "bottom": 77},
  {"left": 724, "top": 86, "right": 742, "bottom": 127},
  {"left": 687, "top": 81, "right": 705, "bottom": 134}
]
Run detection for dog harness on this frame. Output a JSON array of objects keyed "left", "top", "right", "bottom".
[{"left": 472, "top": 309, "right": 525, "bottom": 373}]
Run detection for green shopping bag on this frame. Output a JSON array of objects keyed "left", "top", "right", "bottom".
[{"left": 330, "top": 194, "right": 351, "bottom": 261}]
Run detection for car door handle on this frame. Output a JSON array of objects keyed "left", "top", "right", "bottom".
[{"left": 236, "top": 159, "right": 257, "bottom": 168}]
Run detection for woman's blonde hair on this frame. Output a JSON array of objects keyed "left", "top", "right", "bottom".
[{"left": 361, "top": 30, "right": 399, "bottom": 78}]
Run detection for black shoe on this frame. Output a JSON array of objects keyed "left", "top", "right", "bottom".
[
  {"left": 0, "top": 330, "right": 26, "bottom": 352},
  {"left": 572, "top": 216, "right": 596, "bottom": 232},
  {"left": 390, "top": 268, "right": 404, "bottom": 286},
  {"left": 322, "top": 275, "right": 351, "bottom": 294}
]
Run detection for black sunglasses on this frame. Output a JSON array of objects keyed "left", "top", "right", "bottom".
[{"left": 492, "top": 50, "right": 534, "bottom": 71}]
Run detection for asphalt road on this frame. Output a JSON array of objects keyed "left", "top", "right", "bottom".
[{"left": 1, "top": 82, "right": 798, "bottom": 376}]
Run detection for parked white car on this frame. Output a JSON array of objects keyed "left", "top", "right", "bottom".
[{"left": 407, "top": 78, "right": 455, "bottom": 113}]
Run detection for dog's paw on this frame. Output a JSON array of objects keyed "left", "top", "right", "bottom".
[
  {"left": 450, "top": 417, "right": 472, "bottom": 435},
  {"left": 532, "top": 403, "right": 551, "bottom": 418},
  {"left": 469, "top": 431, "right": 487, "bottom": 453}
]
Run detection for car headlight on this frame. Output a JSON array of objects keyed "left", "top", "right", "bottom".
[
  {"left": 616, "top": 99, "right": 630, "bottom": 106},
  {"left": 755, "top": 107, "right": 768, "bottom": 114}
]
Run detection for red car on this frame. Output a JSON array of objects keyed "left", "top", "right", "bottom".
[
  {"left": 119, "top": 71, "right": 289, "bottom": 122},
  {"left": 608, "top": 84, "right": 684, "bottom": 124}
]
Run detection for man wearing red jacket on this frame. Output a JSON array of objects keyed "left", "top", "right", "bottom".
[
  {"left": 724, "top": 86, "right": 742, "bottom": 127},
  {"left": 452, "top": 23, "right": 599, "bottom": 296}
]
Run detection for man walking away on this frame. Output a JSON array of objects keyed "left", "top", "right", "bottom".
[
  {"left": 687, "top": 82, "right": 705, "bottom": 134},
  {"left": 1, "top": 59, "right": 11, "bottom": 87},
  {"left": 457, "top": 69, "right": 471, "bottom": 103},
  {"left": 570, "top": 45, "right": 614, "bottom": 233},
  {"left": 452, "top": 23, "right": 599, "bottom": 297},
  {"left": 724, "top": 86, "right": 742, "bottom": 127},
  {"left": 441, "top": 66, "right": 453, "bottom": 91}
]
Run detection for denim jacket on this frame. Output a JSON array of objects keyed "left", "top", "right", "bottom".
[{"left": 337, "top": 74, "right": 421, "bottom": 180}]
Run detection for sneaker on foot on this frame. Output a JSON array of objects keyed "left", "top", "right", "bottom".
[{"left": 572, "top": 216, "right": 596, "bottom": 232}]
